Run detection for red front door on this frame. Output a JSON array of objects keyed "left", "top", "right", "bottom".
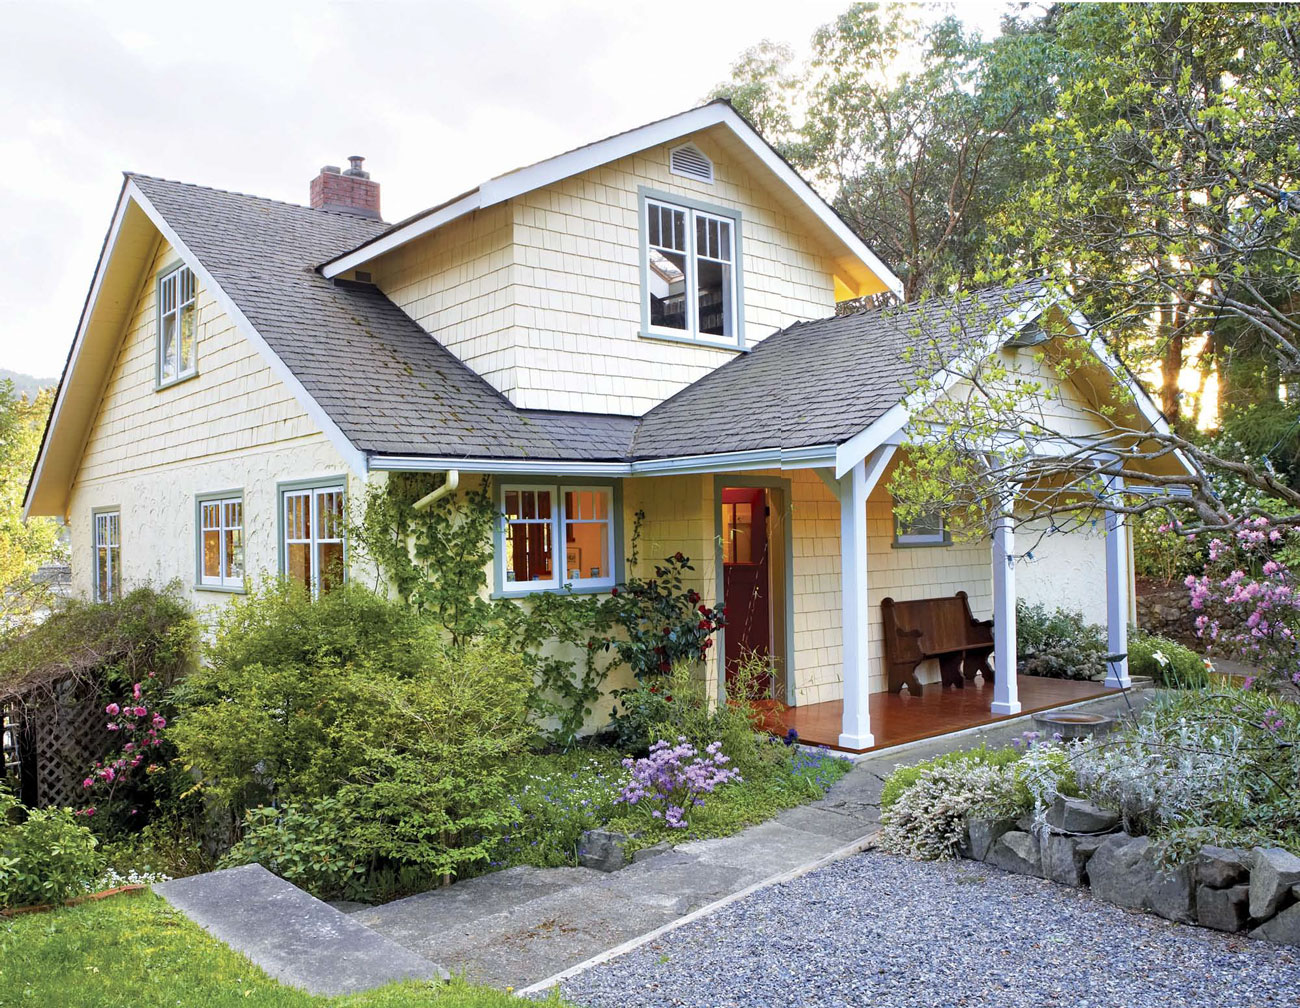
[{"left": 722, "top": 487, "right": 773, "bottom": 695}]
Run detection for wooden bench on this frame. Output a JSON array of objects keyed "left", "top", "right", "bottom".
[{"left": 880, "top": 591, "right": 994, "bottom": 696}]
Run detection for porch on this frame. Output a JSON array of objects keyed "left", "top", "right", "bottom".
[{"left": 758, "top": 675, "right": 1113, "bottom": 754}]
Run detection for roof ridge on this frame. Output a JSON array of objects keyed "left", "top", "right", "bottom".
[{"left": 125, "top": 172, "right": 386, "bottom": 224}]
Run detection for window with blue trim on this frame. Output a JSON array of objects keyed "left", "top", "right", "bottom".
[
  {"left": 644, "top": 198, "right": 737, "bottom": 344},
  {"left": 157, "top": 265, "right": 197, "bottom": 386},
  {"left": 500, "top": 484, "right": 615, "bottom": 594}
]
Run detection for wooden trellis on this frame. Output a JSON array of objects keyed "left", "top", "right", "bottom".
[{"left": 2, "top": 678, "right": 109, "bottom": 809}]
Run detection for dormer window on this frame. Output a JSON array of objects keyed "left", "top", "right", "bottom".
[
  {"left": 640, "top": 190, "right": 744, "bottom": 348},
  {"left": 156, "top": 264, "right": 197, "bottom": 387}
]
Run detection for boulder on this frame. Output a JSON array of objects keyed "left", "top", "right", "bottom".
[
  {"left": 1196, "top": 883, "right": 1251, "bottom": 933},
  {"left": 1048, "top": 796, "right": 1120, "bottom": 835},
  {"left": 631, "top": 841, "right": 673, "bottom": 864},
  {"left": 577, "top": 829, "right": 631, "bottom": 872},
  {"left": 1088, "top": 834, "right": 1153, "bottom": 911},
  {"left": 1043, "top": 833, "right": 1106, "bottom": 888},
  {"left": 1195, "top": 846, "right": 1251, "bottom": 889},
  {"left": 967, "top": 817, "right": 1015, "bottom": 862},
  {"left": 1250, "top": 902, "right": 1300, "bottom": 947},
  {"left": 1146, "top": 861, "right": 1196, "bottom": 924},
  {"left": 1249, "top": 847, "right": 1300, "bottom": 920},
  {"left": 987, "top": 830, "right": 1041, "bottom": 877}
]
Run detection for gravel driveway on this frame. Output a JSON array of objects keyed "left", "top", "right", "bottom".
[{"left": 558, "top": 851, "right": 1300, "bottom": 1008}]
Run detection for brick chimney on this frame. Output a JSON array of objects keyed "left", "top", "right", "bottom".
[{"left": 309, "top": 155, "right": 381, "bottom": 220}]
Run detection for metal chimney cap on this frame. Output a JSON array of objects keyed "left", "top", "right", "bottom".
[{"left": 343, "top": 155, "right": 369, "bottom": 179}]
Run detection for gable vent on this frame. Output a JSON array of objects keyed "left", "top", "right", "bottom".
[{"left": 670, "top": 143, "right": 714, "bottom": 183}]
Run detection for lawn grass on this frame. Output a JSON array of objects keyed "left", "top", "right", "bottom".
[{"left": 0, "top": 891, "right": 569, "bottom": 1008}]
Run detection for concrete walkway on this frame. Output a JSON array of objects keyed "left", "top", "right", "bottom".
[{"left": 351, "top": 690, "right": 1147, "bottom": 990}]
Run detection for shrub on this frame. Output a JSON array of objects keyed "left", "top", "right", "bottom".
[
  {"left": 0, "top": 792, "right": 103, "bottom": 909},
  {"left": 879, "top": 744, "right": 1022, "bottom": 811},
  {"left": 1015, "top": 601, "right": 1107, "bottom": 680},
  {"left": 1126, "top": 631, "right": 1209, "bottom": 688},
  {"left": 615, "top": 738, "right": 741, "bottom": 828},
  {"left": 877, "top": 760, "right": 1020, "bottom": 860},
  {"left": 222, "top": 799, "right": 371, "bottom": 901}
]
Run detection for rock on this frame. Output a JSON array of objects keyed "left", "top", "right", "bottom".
[
  {"left": 987, "top": 830, "right": 1041, "bottom": 877},
  {"left": 1088, "top": 834, "right": 1153, "bottom": 911},
  {"left": 1250, "top": 901, "right": 1300, "bottom": 947},
  {"left": 966, "top": 818, "right": 1015, "bottom": 862},
  {"left": 1015, "top": 812, "right": 1036, "bottom": 833},
  {"left": 1249, "top": 847, "right": 1300, "bottom": 920},
  {"left": 1043, "top": 833, "right": 1106, "bottom": 888},
  {"left": 1145, "top": 860, "right": 1195, "bottom": 924},
  {"left": 1048, "top": 796, "right": 1120, "bottom": 835},
  {"left": 1195, "top": 846, "right": 1251, "bottom": 889},
  {"left": 577, "top": 829, "right": 631, "bottom": 872},
  {"left": 1196, "top": 883, "right": 1251, "bottom": 932},
  {"left": 631, "top": 841, "right": 673, "bottom": 864}
]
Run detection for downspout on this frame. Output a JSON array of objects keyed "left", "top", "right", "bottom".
[{"left": 413, "top": 470, "right": 459, "bottom": 511}]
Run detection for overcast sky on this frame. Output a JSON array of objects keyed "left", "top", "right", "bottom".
[{"left": 0, "top": 0, "right": 1005, "bottom": 379}]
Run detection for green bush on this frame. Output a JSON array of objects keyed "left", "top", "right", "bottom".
[
  {"left": 1127, "top": 631, "right": 1209, "bottom": 688},
  {"left": 1016, "top": 601, "right": 1107, "bottom": 680},
  {"left": 222, "top": 799, "right": 372, "bottom": 901},
  {"left": 0, "top": 792, "right": 103, "bottom": 909},
  {"left": 880, "top": 744, "right": 1022, "bottom": 811}
]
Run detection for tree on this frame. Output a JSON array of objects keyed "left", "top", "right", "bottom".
[
  {"left": 0, "top": 380, "right": 63, "bottom": 622},
  {"left": 712, "top": 3, "right": 1061, "bottom": 299}
]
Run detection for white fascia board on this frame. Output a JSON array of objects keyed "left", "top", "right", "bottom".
[
  {"left": 320, "top": 190, "right": 482, "bottom": 279},
  {"left": 320, "top": 103, "right": 903, "bottom": 296},
  {"left": 369, "top": 443, "right": 838, "bottom": 478},
  {"left": 23, "top": 183, "right": 134, "bottom": 519},
  {"left": 126, "top": 181, "right": 368, "bottom": 478}
]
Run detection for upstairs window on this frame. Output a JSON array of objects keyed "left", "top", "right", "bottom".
[
  {"left": 93, "top": 509, "right": 121, "bottom": 602},
  {"left": 157, "top": 264, "right": 197, "bottom": 387},
  {"left": 499, "top": 484, "right": 616, "bottom": 594},
  {"left": 641, "top": 194, "right": 743, "bottom": 347}
]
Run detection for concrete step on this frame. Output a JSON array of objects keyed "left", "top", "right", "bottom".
[{"left": 154, "top": 863, "right": 445, "bottom": 996}]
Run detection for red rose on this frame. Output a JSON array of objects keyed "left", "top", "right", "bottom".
[
  {"left": 611, "top": 587, "right": 620, "bottom": 596},
  {"left": 698, "top": 604, "right": 708, "bottom": 614},
  {"left": 674, "top": 552, "right": 685, "bottom": 563}
]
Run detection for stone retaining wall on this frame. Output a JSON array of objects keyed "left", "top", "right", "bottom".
[
  {"left": 963, "top": 797, "right": 1300, "bottom": 947},
  {"left": 1136, "top": 578, "right": 1199, "bottom": 642}
]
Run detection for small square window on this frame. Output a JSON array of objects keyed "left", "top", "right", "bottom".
[{"left": 894, "top": 506, "right": 949, "bottom": 547}]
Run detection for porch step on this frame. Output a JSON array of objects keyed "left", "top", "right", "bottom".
[{"left": 154, "top": 863, "right": 445, "bottom": 996}]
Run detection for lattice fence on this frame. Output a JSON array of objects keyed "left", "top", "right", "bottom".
[{"left": 5, "top": 678, "right": 109, "bottom": 809}]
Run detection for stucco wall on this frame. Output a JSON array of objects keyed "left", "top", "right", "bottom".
[
  {"left": 68, "top": 234, "right": 367, "bottom": 611},
  {"left": 1015, "top": 517, "right": 1109, "bottom": 626}
]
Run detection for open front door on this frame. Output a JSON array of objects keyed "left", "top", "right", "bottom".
[{"left": 722, "top": 486, "right": 775, "bottom": 696}]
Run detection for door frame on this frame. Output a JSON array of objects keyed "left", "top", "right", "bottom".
[{"left": 713, "top": 474, "right": 795, "bottom": 706}]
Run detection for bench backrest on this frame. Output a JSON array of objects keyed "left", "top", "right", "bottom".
[{"left": 882, "top": 592, "right": 982, "bottom": 654}]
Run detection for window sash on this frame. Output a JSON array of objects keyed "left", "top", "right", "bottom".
[
  {"left": 499, "top": 484, "right": 616, "bottom": 594},
  {"left": 644, "top": 199, "right": 737, "bottom": 345},
  {"left": 282, "top": 486, "right": 345, "bottom": 596},
  {"left": 199, "top": 496, "right": 244, "bottom": 588},
  {"left": 158, "top": 266, "right": 197, "bottom": 385},
  {"left": 93, "top": 511, "right": 120, "bottom": 602}
]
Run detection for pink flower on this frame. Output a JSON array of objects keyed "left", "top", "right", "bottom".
[
  {"left": 133, "top": 706, "right": 147, "bottom": 718},
  {"left": 82, "top": 777, "right": 93, "bottom": 789},
  {"left": 105, "top": 703, "right": 120, "bottom": 716},
  {"left": 152, "top": 715, "right": 166, "bottom": 730},
  {"left": 132, "top": 683, "right": 142, "bottom": 700}
]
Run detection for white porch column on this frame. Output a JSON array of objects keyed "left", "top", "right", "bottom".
[
  {"left": 838, "top": 458, "right": 873, "bottom": 749},
  {"left": 1104, "top": 476, "right": 1132, "bottom": 688},
  {"left": 991, "top": 508, "right": 1021, "bottom": 715}
]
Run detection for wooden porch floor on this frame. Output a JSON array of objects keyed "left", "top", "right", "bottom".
[{"left": 759, "top": 676, "right": 1113, "bottom": 754}]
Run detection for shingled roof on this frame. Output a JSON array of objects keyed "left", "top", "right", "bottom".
[
  {"left": 130, "top": 175, "right": 1035, "bottom": 466},
  {"left": 131, "top": 175, "right": 639, "bottom": 461}
]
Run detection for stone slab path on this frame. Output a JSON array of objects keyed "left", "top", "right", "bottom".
[
  {"left": 154, "top": 863, "right": 445, "bottom": 996},
  {"left": 351, "top": 691, "right": 1149, "bottom": 991}
]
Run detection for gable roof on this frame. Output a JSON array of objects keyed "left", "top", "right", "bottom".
[{"left": 319, "top": 100, "right": 902, "bottom": 300}]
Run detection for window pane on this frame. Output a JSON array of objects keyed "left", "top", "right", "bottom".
[
  {"left": 287, "top": 542, "right": 311, "bottom": 588},
  {"left": 318, "top": 542, "right": 345, "bottom": 594},
  {"left": 565, "top": 522, "right": 609, "bottom": 581},
  {"left": 504, "top": 491, "right": 519, "bottom": 520},
  {"left": 648, "top": 248, "right": 688, "bottom": 330},
  {"left": 161, "top": 314, "right": 177, "bottom": 382},
  {"left": 316, "top": 489, "right": 343, "bottom": 541},
  {"left": 224, "top": 527, "right": 244, "bottom": 580},
  {"left": 506, "top": 520, "right": 553, "bottom": 583},
  {"left": 203, "top": 529, "right": 221, "bottom": 579},
  {"left": 96, "top": 547, "right": 109, "bottom": 601},
  {"left": 179, "top": 302, "right": 196, "bottom": 373},
  {"left": 697, "top": 258, "right": 732, "bottom": 338}
]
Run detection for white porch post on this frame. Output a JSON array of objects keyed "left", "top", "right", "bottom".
[
  {"left": 838, "top": 458, "right": 873, "bottom": 749},
  {"left": 990, "top": 506, "right": 1021, "bottom": 715},
  {"left": 1104, "top": 476, "right": 1132, "bottom": 688}
]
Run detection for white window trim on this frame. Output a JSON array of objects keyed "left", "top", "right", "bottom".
[
  {"left": 279, "top": 480, "right": 347, "bottom": 597},
  {"left": 156, "top": 263, "right": 198, "bottom": 388},
  {"left": 638, "top": 188, "right": 745, "bottom": 350},
  {"left": 196, "top": 492, "right": 245, "bottom": 590},
  {"left": 498, "top": 483, "right": 617, "bottom": 597},
  {"left": 92, "top": 508, "right": 121, "bottom": 602},
  {"left": 893, "top": 506, "right": 951, "bottom": 548}
]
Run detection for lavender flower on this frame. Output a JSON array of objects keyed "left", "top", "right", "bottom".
[{"left": 616, "top": 738, "right": 742, "bottom": 828}]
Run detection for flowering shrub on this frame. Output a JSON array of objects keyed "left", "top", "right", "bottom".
[
  {"left": 599, "top": 553, "right": 725, "bottom": 680},
  {"left": 879, "top": 744, "right": 1022, "bottom": 811},
  {"left": 1183, "top": 515, "right": 1300, "bottom": 690},
  {"left": 80, "top": 680, "right": 169, "bottom": 829},
  {"left": 878, "top": 760, "right": 1020, "bottom": 860},
  {"left": 616, "top": 738, "right": 741, "bottom": 828},
  {"left": 1015, "top": 601, "right": 1107, "bottom": 681}
]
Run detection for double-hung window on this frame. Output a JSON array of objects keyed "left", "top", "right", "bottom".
[
  {"left": 197, "top": 493, "right": 244, "bottom": 590},
  {"left": 157, "top": 265, "right": 197, "bottom": 386},
  {"left": 642, "top": 194, "right": 741, "bottom": 346},
  {"left": 500, "top": 485, "right": 616, "bottom": 594},
  {"left": 93, "top": 509, "right": 121, "bottom": 602},
  {"left": 281, "top": 482, "right": 346, "bottom": 596}
]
